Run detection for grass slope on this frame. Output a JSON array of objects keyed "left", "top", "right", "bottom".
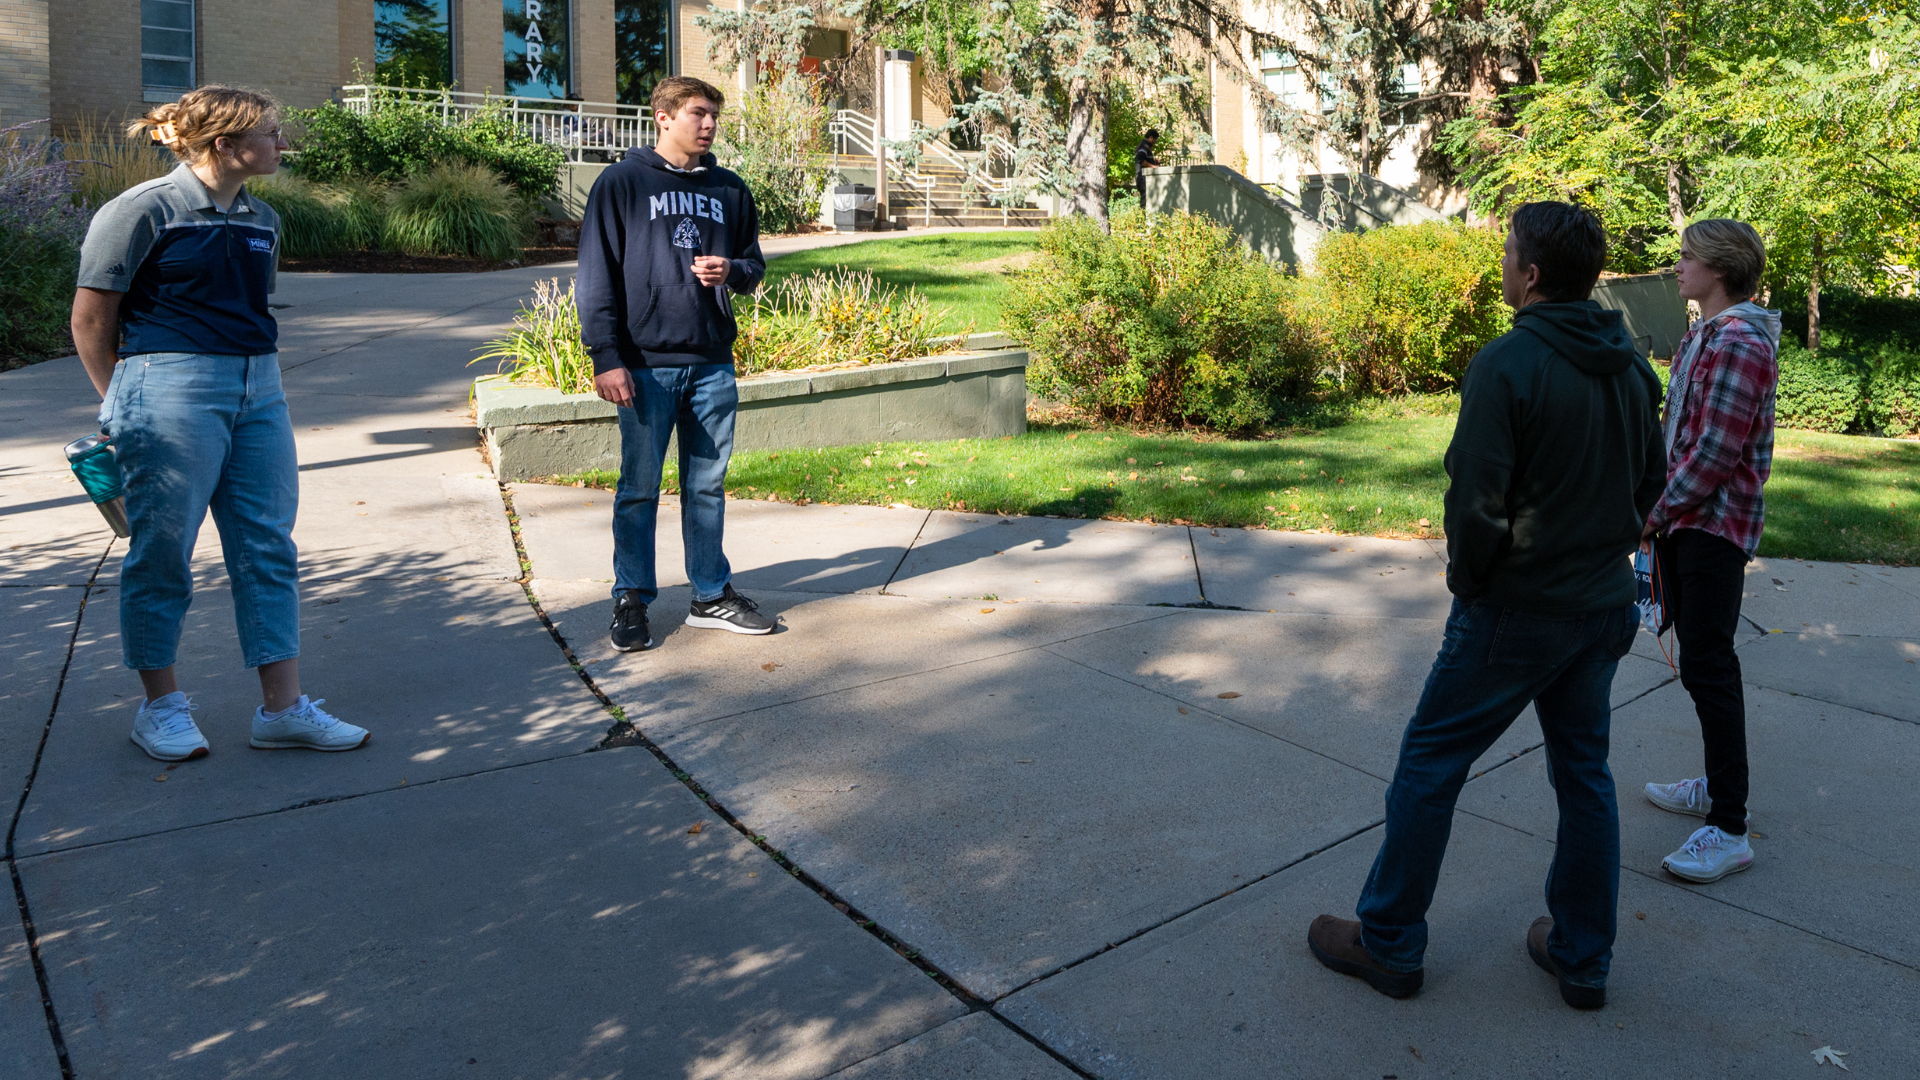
[
  {"left": 557, "top": 412, "right": 1920, "bottom": 566},
  {"left": 762, "top": 232, "right": 1039, "bottom": 334}
]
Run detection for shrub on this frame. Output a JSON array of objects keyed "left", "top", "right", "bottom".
[
  {"left": 1865, "top": 350, "right": 1920, "bottom": 437},
  {"left": 383, "top": 163, "right": 529, "bottom": 261},
  {"left": 1, "top": 122, "right": 86, "bottom": 366},
  {"left": 1773, "top": 341, "right": 1866, "bottom": 433},
  {"left": 1003, "top": 209, "right": 1307, "bottom": 432},
  {"left": 289, "top": 89, "right": 565, "bottom": 197},
  {"left": 472, "top": 277, "right": 595, "bottom": 394},
  {"left": 714, "top": 76, "right": 829, "bottom": 235},
  {"left": 249, "top": 174, "right": 389, "bottom": 258},
  {"left": 1294, "top": 221, "right": 1510, "bottom": 395},
  {"left": 735, "top": 269, "right": 958, "bottom": 375}
]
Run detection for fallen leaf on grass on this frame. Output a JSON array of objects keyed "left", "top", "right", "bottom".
[
  {"left": 1812, "top": 1046, "right": 1849, "bottom": 1070},
  {"left": 1217, "top": 692, "right": 1242, "bottom": 699},
  {"left": 687, "top": 821, "right": 705, "bottom": 835}
]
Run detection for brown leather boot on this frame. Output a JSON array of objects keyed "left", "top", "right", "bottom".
[
  {"left": 1528, "top": 916, "right": 1606, "bottom": 1010},
  {"left": 1307, "top": 915, "right": 1422, "bottom": 998}
]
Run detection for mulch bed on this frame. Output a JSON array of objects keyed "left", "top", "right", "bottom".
[{"left": 279, "top": 245, "right": 581, "bottom": 274}]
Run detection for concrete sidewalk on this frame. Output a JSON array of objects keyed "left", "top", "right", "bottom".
[{"left": 3, "top": 266, "right": 1916, "bottom": 1079}]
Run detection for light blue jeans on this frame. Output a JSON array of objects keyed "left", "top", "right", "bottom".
[
  {"left": 100, "top": 352, "right": 300, "bottom": 670},
  {"left": 612, "top": 363, "right": 735, "bottom": 604}
]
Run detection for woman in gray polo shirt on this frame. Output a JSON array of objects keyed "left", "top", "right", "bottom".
[{"left": 71, "top": 85, "right": 369, "bottom": 761}]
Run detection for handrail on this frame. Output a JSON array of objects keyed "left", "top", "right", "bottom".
[
  {"left": 827, "top": 109, "right": 1032, "bottom": 224},
  {"left": 339, "top": 84, "right": 655, "bottom": 163}
]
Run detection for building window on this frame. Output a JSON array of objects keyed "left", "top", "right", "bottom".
[
  {"left": 376, "top": 0, "right": 453, "bottom": 88},
  {"left": 507, "top": 0, "right": 571, "bottom": 99},
  {"left": 141, "top": 0, "right": 194, "bottom": 101},
  {"left": 1259, "top": 51, "right": 1312, "bottom": 111},
  {"left": 615, "top": 0, "right": 671, "bottom": 107}
]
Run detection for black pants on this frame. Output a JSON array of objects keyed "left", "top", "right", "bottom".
[{"left": 1654, "top": 527, "right": 1750, "bottom": 834}]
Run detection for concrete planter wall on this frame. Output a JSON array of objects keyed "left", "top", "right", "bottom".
[{"left": 476, "top": 335, "right": 1028, "bottom": 481}]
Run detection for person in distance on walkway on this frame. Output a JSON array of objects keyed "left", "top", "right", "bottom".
[
  {"left": 578, "top": 76, "right": 776, "bottom": 652},
  {"left": 1132, "top": 128, "right": 1161, "bottom": 208},
  {"left": 1308, "top": 202, "right": 1665, "bottom": 1010},
  {"left": 1641, "top": 220, "right": 1780, "bottom": 884},
  {"left": 71, "top": 86, "right": 370, "bottom": 761}
]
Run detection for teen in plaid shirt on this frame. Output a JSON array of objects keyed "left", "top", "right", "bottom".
[{"left": 1641, "top": 219, "right": 1782, "bottom": 884}]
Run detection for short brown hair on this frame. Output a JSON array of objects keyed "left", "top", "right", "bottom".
[
  {"left": 650, "top": 76, "right": 725, "bottom": 120},
  {"left": 1681, "top": 219, "right": 1766, "bottom": 299},
  {"left": 128, "top": 85, "right": 278, "bottom": 166}
]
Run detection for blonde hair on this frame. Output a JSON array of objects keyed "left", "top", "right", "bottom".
[
  {"left": 127, "top": 85, "right": 279, "bottom": 166},
  {"left": 1681, "top": 219, "right": 1767, "bottom": 300}
]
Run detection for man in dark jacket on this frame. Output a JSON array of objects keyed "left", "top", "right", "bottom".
[
  {"left": 578, "top": 76, "right": 775, "bottom": 652},
  {"left": 1307, "top": 202, "right": 1666, "bottom": 1010}
]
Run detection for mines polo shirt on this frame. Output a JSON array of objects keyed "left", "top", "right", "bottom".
[{"left": 77, "top": 164, "right": 280, "bottom": 358}]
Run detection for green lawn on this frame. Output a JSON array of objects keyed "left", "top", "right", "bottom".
[
  {"left": 555, "top": 408, "right": 1920, "bottom": 565},
  {"left": 763, "top": 232, "right": 1038, "bottom": 334}
]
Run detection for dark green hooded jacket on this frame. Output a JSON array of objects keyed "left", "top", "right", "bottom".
[{"left": 1443, "top": 300, "right": 1667, "bottom": 613}]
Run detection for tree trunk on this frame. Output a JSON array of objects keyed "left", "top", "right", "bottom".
[
  {"left": 1665, "top": 160, "right": 1687, "bottom": 239},
  {"left": 1065, "top": 74, "right": 1110, "bottom": 228},
  {"left": 1807, "top": 238, "right": 1823, "bottom": 352}
]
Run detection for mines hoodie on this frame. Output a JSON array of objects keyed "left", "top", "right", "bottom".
[
  {"left": 577, "top": 146, "right": 766, "bottom": 372},
  {"left": 1443, "top": 301, "right": 1668, "bottom": 613}
]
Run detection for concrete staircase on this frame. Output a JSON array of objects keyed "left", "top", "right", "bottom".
[{"left": 883, "top": 161, "right": 1051, "bottom": 229}]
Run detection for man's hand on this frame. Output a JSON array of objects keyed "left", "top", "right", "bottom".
[
  {"left": 692, "top": 254, "right": 730, "bottom": 287},
  {"left": 593, "top": 367, "right": 636, "bottom": 408}
]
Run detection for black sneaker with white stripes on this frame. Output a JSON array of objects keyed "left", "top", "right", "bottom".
[
  {"left": 686, "top": 585, "right": 776, "bottom": 635},
  {"left": 609, "top": 590, "right": 653, "bottom": 652}
]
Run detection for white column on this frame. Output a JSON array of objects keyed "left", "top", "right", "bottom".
[{"left": 883, "top": 49, "right": 914, "bottom": 145}]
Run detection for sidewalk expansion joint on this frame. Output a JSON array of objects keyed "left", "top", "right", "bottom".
[
  {"left": 5, "top": 544, "right": 111, "bottom": 1080},
  {"left": 993, "top": 818, "right": 1388, "bottom": 1000},
  {"left": 494, "top": 483, "right": 994, "bottom": 1013}
]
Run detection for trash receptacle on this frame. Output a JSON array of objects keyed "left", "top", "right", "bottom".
[{"left": 832, "top": 185, "right": 877, "bottom": 232}]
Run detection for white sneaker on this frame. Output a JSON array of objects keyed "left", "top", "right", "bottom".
[
  {"left": 1662, "top": 825, "right": 1753, "bottom": 883},
  {"left": 130, "top": 692, "right": 210, "bottom": 762},
  {"left": 1645, "top": 776, "right": 1713, "bottom": 817},
  {"left": 250, "top": 697, "right": 369, "bottom": 752}
]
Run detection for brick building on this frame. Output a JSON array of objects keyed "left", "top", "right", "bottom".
[{"left": 0, "top": 0, "right": 848, "bottom": 128}]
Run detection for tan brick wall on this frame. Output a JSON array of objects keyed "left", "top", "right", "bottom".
[
  {"left": 0, "top": 0, "right": 50, "bottom": 127},
  {"left": 1211, "top": 60, "right": 1246, "bottom": 171},
  {"left": 454, "top": 0, "right": 504, "bottom": 94},
  {"left": 574, "top": 0, "right": 613, "bottom": 102},
  {"left": 339, "top": 0, "right": 374, "bottom": 86},
  {"left": 675, "top": 0, "right": 735, "bottom": 94},
  {"left": 48, "top": 0, "right": 140, "bottom": 128},
  {"left": 199, "top": 0, "right": 340, "bottom": 112}
]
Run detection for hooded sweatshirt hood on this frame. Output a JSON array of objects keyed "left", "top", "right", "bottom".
[
  {"left": 1712, "top": 300, "right": 1783, "bottom": 347},
  {"left": 1511, "top": 300, "right": 1642, "bottom": 374},
  {"left": 629, "top": 145, "right": 719, "bottom": 174}
]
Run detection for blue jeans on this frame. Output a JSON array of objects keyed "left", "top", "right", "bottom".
[
  {"left": 101, "top": 352, "right": 300, "bottom": 670},
  {"left": 1357, "top": 598, "right": 1637, "bottom": 987},
  {"left": 612, "top": 363, "right": 735, "bottom": 604}
]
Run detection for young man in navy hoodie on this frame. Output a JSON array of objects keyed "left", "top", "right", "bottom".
[{"left": 578, "top": 76, "right": 775, "bottom": 652}]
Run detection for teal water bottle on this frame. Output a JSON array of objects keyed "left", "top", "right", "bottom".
[{"left": 64, "top": 434, "right": 131, "bottom": 538}]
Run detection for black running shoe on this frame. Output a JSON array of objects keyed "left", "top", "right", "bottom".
[
  {"left": 609, "top": 590, "right": 653, "bottom": 652},
  {"left": 686, "top": 585, "right": 776, "bottom": 635}
]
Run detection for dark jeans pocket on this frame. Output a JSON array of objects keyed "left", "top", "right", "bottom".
[
  {"left": 633, "top": 284, "right": 717, "bottom": 350},
  {"left": 1487, "top": 609, "right": 1585, "bottom": 668},
  {"left": 1605, "top": 606, "right": 1637, "bottom": 660}
]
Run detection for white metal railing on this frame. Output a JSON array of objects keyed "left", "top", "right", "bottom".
[
  {"left": 339, "top": 85, "right": 655, "bottom": 162},
  {"left": 827, "top": 109, "right": 1031, "bottom": 224}
]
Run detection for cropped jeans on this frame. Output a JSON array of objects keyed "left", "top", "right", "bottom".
[
  {"left": 1356, "top": 598, "right": 1637, "bottom": 988},
  {"left": 611, "top": 363, "right": 736, "bottom": 605},
  {"left": 100, "top": 352, "right": 300, "bottom": 670}
]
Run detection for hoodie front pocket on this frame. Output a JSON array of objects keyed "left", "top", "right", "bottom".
[{"left": 633, "top": 284, "right": 720, "bottom": 351}]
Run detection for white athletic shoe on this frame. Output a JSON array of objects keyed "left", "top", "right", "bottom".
[
  {"left": 250, "top": 697, "right": 370, "bottom": 752},
  {"left": 1645, "top": 776, "right": 1713, "bottom": 817},
  {"left": 130, "top": 692, "right": 210, "bottom": 762},
  {"left": 1662, "top": 825, "right": 1753, "bottom": 883}
]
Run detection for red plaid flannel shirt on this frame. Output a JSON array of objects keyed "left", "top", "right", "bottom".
[{"left": 1647, "top": 313, "right": 1778, "bottom": 554}]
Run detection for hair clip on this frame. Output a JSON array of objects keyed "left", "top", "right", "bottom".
[{"left": 152, "top": 121, "right": 179, "bottom": 145}]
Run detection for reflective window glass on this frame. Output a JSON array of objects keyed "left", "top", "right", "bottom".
[
  {"left": 376, "top": 0, "right": 452, "bottom": 87},
  {"left": 507, "top": 0, "right": 572, "bottom": 99}
]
